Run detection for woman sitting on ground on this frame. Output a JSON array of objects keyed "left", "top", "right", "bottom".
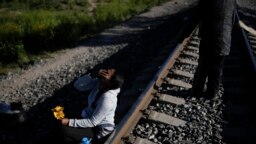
[{"left": 60, "top": 68, "right": 124, "bottom": 144}]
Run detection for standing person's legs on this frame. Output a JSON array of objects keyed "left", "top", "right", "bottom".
[
  {"left": 192, "top": 40, "right": 210, "bottom": 97},
  {"left": 207, "top": 55, "right": 224, "bottom": 98},
  {"left": 192, "top": 54, "right": 208, "bottom": 97}
]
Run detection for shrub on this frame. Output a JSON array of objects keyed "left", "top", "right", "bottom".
[
  {"left": 0, "top": 41, "right": 28, "bottom": 64},
  {"left": 0, "top": 22, "right": 26, "bottom": 64},
  {"left": 21, "top": 10, "right": 61, "bottom": 52}
]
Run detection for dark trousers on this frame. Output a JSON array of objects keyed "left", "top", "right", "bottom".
[
  {"left": 192, "top": 50, "right": 224, "bottom": 98},
  {"left": 60, "top": 126, "right": 110, "bottom": 144},
  {"left": 36, "top": 123, "right": 94, "bottom": 144},
  {"left": 60, "top": 126, "right": 94, "bottom": 144}
]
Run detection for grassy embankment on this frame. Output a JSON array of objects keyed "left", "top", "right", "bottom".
[{"left": 0, "top": 0, "right": 169, "bottom": 74}]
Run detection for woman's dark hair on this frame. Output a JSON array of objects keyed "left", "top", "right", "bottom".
[
  {"left": 92, "top": 71, "right": 124, "bottom": 109},
  {"left": 108, "top": 72, "right": 124, "bottom": 90},
  {"left": 96, "top": 69, "right": 124, "bottom": 90}
]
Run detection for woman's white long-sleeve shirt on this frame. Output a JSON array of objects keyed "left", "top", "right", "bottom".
[{"left": 69, "top": 81, "right": 120, "bottom": 128}]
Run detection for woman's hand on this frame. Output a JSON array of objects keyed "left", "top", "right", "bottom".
[
  {"left": 61, "top": 118, "right": 69, "bottom": 126},
  {"left": 99, "top": 69, "right": 115, "bottom": 80}
]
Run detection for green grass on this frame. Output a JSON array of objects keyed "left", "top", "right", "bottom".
[{"left": 0, "top": 0, "right": 169, "bottom": 74}]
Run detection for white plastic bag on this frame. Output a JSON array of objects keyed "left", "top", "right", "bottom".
[{"left": 73, "top": 74, "right": 97, "bottom": 92}]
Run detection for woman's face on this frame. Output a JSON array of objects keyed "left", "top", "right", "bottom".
[{"left": 98, "top": 69, "right": 116, "bottom": 87}]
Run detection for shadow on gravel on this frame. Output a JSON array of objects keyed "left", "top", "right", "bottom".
[
  {"left": 79, "top": 10, "right": 197, "bottom": 47},
  {"left": 0, "top": 7, "right": 199, "bottom": 144}
]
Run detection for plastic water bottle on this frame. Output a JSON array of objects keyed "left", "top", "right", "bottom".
[{"left": 81, "top": 137, "right": 91, "bottom": 144}]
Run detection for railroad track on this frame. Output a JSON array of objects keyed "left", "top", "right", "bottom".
[
  {"left": 105, "top": 12, "right": 256, "bottom": 144},
  {"left": 247, "top": 33, "right": 256, "bottom": 57},
  {"left": 247, "top": 32, "right": 256, "bottom": 62}
]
